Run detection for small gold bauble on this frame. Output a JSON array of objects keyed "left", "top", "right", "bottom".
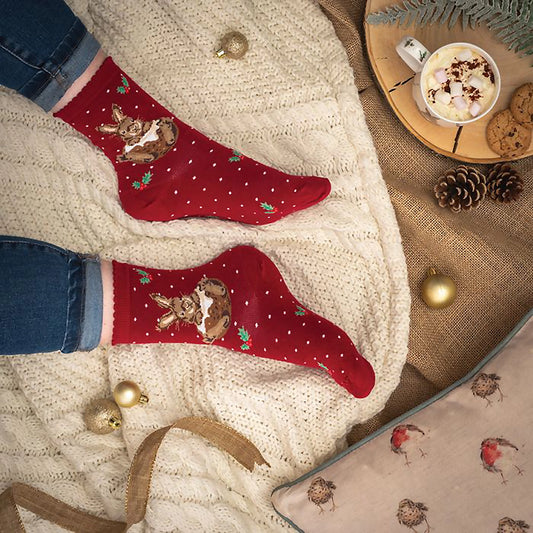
[
  {"left": 83, "top": 398, "right": 122, "bottom": 434},
  {"left": 113, "top": 380, "right": 149, "bottom": 408},
  {"left": 421, "top": 267, "right": 457, "bottom": 309},
  {"left": 215, "top": 31, "right": 249, "bottom": 59}
]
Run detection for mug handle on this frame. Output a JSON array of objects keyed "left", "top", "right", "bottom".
[{"left": 396, "top": 36, "right": 431, "bottom": 73}]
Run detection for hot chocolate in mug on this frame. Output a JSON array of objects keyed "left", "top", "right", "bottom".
[{"left": 396, "top": 37, "right": 501, "bottom": 127}]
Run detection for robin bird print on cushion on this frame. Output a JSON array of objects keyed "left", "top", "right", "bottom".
[
  {"left": 471, "top": 373, "right": 504, "bottom": 406},
  {"left": 307, "top": 477, "right": 337, "bottom": 513},
  {"left": 396, "top": 499, "right": 430, "bottom": 533},
  {"left": 480, "top": 438, "right": 525, "bottom": 484},
  {"left": 497, "top": 517, "right": 530, "bottom": 533},
  {"left": 391, "top": 424, "right": 427, "bottom": 466}
]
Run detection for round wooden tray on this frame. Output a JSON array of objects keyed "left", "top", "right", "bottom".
[{"left": 364, "top": 0, "right": 533, "bottom": 163}]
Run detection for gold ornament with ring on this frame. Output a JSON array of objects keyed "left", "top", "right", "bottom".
[
  {"left": 113, "top": 380, "right": 149, "bottom": 408},
  {"left": 83, "top": 398, "right": 122, "bottom": 434},
  {"left": 421, "top": 267, "right": 457, "bottom": 309},
  {"left": 216, "top": 31, "right": 249, "bottom": 59}
]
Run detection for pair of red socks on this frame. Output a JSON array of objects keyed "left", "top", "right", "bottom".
[{"left": 54, "top": 57, "right": 374, "bottom": 398}]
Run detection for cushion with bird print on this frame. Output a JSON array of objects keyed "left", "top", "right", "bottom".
[{"left": 272, "top": 310, "right": 533, "bottom": 532}]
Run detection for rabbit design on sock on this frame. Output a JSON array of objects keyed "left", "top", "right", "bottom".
[
  {"left": 97, "top": 104, "right": 178, "bottom": 163},
  {"left": 150, "top": 278, "right": 231, "bottom": 343}
]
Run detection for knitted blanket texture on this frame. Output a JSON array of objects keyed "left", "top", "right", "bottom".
[{"left": 0, "top": 1, "right": 409, "bottom": 531}]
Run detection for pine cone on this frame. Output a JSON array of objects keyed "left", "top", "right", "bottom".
[
  {"left": 486, "top": 163, "right": 523, "bottom": 203},
  {"left": 434, "top": 166, "right": 487, "bottom": 212}
]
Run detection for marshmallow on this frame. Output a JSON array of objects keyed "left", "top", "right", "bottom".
[
  {"left": 468, "top": 75, "right": 484, "bottom": 90},
  {"left": 457, "top": 49, "right": 472, "bottom": 62},
  {"left": 453, "top": 96, "right": 467, "bottom": 110},
  {"left": 435, "top": 89, "right": 452, "bottom": 105},
  {"left": 469, "top": 101, "right": 482, "bottom": 117},
  {"left": 434, "top": 68, "right": 448, "bottom": 84},
  {"left": 450, "top": 82, "right": 463, "bottom": 97}
]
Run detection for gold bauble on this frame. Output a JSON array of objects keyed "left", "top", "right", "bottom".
[
  {"left": 421, "top": 267, "right": 457, "bottom": 309},
  {"left": 83, "top": 398, "right": 122, "bottom": 434},
  {"left": 216, "top": 31, "right": 249, "bottom": 59},
  {"left": 113, "top": 380, "right": 149, "bottom": 408}
]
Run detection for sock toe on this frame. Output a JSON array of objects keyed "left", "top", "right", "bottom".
[
  {"left": 339, "top": 353, "right": 376, "bottom": 398},
  {"left": 285, "top": 175, "right": 331, "bottom": 215},
  {"left": 301, "top": 175, "right": 331, "bottom": 209},
  {"left": 311, "top": 175, "right": 332, "bottom": 205}
]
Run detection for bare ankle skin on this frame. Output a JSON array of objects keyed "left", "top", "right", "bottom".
[
  {"left": 99, "top": 259, "right": 114, "bottom": 346},
  {"left": 51, "top": 49, "right": 107, "bottom": 113}
]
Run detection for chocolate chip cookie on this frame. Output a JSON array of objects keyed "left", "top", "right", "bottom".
[
  {"left": 510, "top": 83, "right": 533, "bottom": 128},
  {"left": 486, "top": 109, "right": 531, "bottom": 158}
]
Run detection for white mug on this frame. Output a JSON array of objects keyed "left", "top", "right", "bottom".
[{"left": 396, "top": 37, "right": 501, "bottom": 128}]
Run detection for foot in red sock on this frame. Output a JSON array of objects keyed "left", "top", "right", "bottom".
[
  {"left": 112, "top": 246, "right": 374, "bottom": 398},
  {"left": 54, "top": 58, "right": 331, "bottom": 224}
]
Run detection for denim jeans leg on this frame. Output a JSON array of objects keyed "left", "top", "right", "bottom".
[
  {"left": 79, "top": 255, "right": 104, "bottom": 352},
  {"left": 0, "top": 236, "right": 103, "bottom": 355},
  {"left": 0, "top": 0, "right": 101, "bottom": 111}
]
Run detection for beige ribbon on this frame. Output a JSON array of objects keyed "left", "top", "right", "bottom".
[{"left": 0, "top": 416, "right": 269, "bottom": 532}]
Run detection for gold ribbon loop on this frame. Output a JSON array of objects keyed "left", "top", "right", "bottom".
[
  {"left": 126, "top": 416, "right": 270, "bottom": 526},
  {"left": 0, "top": 417, "right": 268, "bottom": 532}
]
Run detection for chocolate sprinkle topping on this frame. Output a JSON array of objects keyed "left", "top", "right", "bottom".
[{"left": 426, "top": 52, "right": 495, "bottom": 109}]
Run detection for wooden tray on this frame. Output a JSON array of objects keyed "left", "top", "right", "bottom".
[{"left": 364, "top": 0, "right": 533, "bottom": 163}]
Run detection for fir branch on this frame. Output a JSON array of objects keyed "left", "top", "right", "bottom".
[{"left": 367, "top": 0, "right": 533, "bottom": 57}]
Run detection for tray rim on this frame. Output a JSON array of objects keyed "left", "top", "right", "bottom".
[{"left": 363, "top": 2, "right": 533, "bottom": 164}]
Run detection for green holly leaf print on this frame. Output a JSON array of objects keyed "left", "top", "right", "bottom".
[
  {"left": 117, "top": 75, "right": 130, "bottom": 94},
  {"left": 295, "top": 305, "right": 306, "bottom": 316},
  {"left": 318, "top": 362, "right": 329, "bottom": 372},
  {"left": 241, "top": 343, "right": 250, "bottom": 350},
  {"left": 260, "top": 202, "right": 278, "bottom": 214},
  {"left": 132, "top": 171, "right": 152, "bottom": 190},
  {"left": 228, "top": 150, "right": 243, "bottom": 162},
  {"left": 238, "top": 327, "right": 250, "bottom": 342},
  {"left": 135, "top": 269, "right": 152, "bottom": 284}
]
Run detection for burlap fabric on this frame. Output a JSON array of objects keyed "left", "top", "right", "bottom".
[{"left": 318, "top": 0, "right": 533, "bottom": 443}]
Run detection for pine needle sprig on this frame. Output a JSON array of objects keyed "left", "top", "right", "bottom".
[{"left": 367, "top": 0, "right": 533, "bottom": 57}]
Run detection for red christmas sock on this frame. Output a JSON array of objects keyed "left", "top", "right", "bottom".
[
  {"left": 112, "top": 246, "right": 374, "bottom": 398},
  {"left": 54, "top": 58, "right": 331, "bottom": 224}
]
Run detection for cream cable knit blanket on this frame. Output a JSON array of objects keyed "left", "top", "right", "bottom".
[{"left": 0, "top": 0, "right": 409, "bottom": 531}]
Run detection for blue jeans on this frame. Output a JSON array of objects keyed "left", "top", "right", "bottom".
[
  {"left": 0, "top": 0, "right": 100, "bottom": 111},
  {"left": 0, "top": 236, "right": 103, "bottom": 355}
]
